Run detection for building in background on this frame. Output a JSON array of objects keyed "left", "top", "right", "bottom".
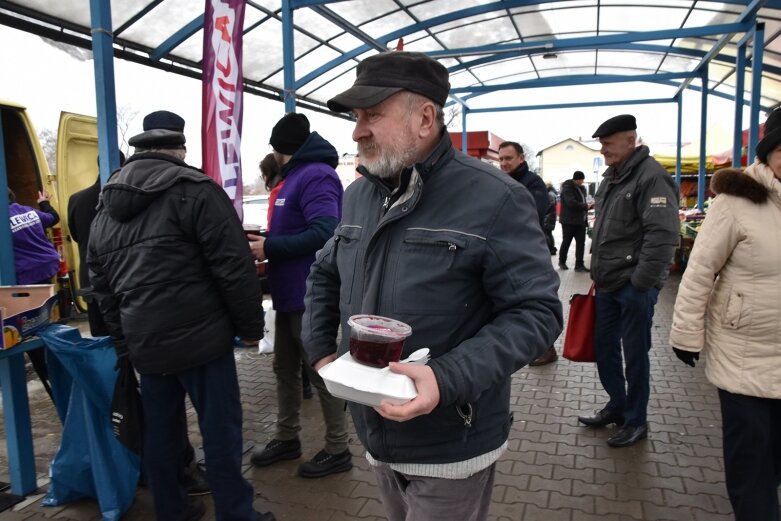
[{"left": 536, "top": 138, "right": 603, "bottom": 187}]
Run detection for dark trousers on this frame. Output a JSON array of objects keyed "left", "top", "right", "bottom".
[
  {"left": 719, "top": 389, "right": 781, "bottom": 521},
  {"left": 544, "top": 228, "right": 556, "bottom": 254},
  {"left": 140, "top": 350, "right": 255, "bottom": 521},
  {"left": 559, "top": 224, "right": 587, "bottom": 267},
  {"left": 594, "top": 283, "right": 658, "bottom": 426}
]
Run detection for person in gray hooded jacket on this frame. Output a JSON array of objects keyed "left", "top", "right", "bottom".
[{"left": 302, "top": 52, "right": 562, "bottom": 521}]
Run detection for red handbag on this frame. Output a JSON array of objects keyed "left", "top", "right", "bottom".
[{"left": 562, "top": 283, "right": 596, "bottom": 362}]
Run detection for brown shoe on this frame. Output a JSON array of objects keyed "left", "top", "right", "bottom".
[{"left": 529, "top": 346, "right": 558, "bottom": 366}]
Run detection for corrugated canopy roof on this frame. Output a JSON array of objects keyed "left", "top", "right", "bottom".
[{"left": 2, "top": 0, "right": 780, "bottom": 118}]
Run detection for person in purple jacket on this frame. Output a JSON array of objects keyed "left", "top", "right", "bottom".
[
  {"left": 7, "top": 187, "right": 60, "bottom": 399},
  {"left": 248, "top": 112, "right": 350, "bottom": 478}
]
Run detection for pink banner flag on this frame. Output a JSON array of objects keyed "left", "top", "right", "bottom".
[{"left": 202, "top": 0, "right": 246, "bottom": 219}]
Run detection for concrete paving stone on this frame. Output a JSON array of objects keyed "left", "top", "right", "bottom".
[
  {"left": 533, "top": 452, "right": 576, "bottom": 469},
  {"left": 487, "top": 502, "right": 525, "bottom": 520},
  {"left": 552, "top": 464, "right": 594, "bottom": 482},
  {"left": 594, "top": 496, "right": 645, "bottom": 519},
  {"left": 572, "top": 479, "right": 617, "bottom": 500},
  {"left": 661, "top": 489, "right": 720, "bottom": 511},
  {"left": 510, "top": 461, "right": 554, "bottom": 480},
  {"left": 616, "top": 482, "right": 665, "bottom": 504},
  {"left": 354, "top": 497, "right": 388, "bottom": 519},
  {"left": 521, "top": 504, "right": 576, "bottom": 521},
  {"left": 682, "top": 477, "right": 732, "bottom": 497},
  {"left": 502, "top": 485, "right": 550, "bottom": 506},
  {"left": 528, "top": 475, "right": 572, "bottom": 495},
  {"left": 555, "top": 442, "right": 595, "bottom": 459},
  {"left": 548, "top": 491, "right": 596, "bottom": 513},
  {"left": 674, "top": 453, "right": 723, "bottom": 472}
]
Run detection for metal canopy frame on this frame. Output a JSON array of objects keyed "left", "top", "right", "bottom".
[{"left": 1, "top": 0, "right": 780, "bottom": 207}]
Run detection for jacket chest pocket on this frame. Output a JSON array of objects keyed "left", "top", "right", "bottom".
[
  {"left": 335, "top": 224, "right": 363, "bottom": 304},
  {"left": 392, "top": 228, "right": 472, "bottom": 315}
]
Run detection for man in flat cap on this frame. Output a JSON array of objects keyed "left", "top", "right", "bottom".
[
  {"left": 248, "top": 112, "right": 350, "bottom": 479},
  {"left": 578, "top": 114, "right": 679, "bottom": 448},
  {"left": 88, "top": 111, "right": 275, "bottom": 520},
  {"left": 303, "top": 51, "right": 562, "bottom": 521}
]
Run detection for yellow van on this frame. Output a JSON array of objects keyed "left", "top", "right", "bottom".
[{"left": 1, "top": 100, "right": 98, "bottom": 314}]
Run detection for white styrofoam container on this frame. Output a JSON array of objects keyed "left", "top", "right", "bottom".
[{"left": 319, "top": 352, "right": 417, "bottom": 407}]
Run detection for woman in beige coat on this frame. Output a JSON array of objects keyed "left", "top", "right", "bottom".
[{"left": 670, "top": 109, "right": 781, "bottom": 521}]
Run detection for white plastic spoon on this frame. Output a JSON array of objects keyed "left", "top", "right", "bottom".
[{"left": 381, "top": 348, "right": 430, "bottom": 372}]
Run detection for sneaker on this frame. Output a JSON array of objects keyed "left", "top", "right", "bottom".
[
  {"left": 251, "top": 438, "right": 302, "bottom": 467},
  {"left": 297, "top": 449, "right": 352, "bottom": 478},
  {"left": 529, "top": 346, "right": 558, "bottom": 366},
  {"left": 181, "top": 496, "right": 206, "bottom": 521},
  {"left": 181, "top": 461, "right": 211, "bottom": 496},
  {"left": 255, "top": 511, "right": 276, "bottom": 521},
  {"left": 574, "top": 265, "right": 590, "bottom": 273}
]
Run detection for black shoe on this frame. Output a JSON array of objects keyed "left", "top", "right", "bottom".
[
  {"left": 578, "top": 408, "right": 625, "bottom": 427},
  {"left": 302, "top": 383, "right": 314, "bottom": 399},
  {"left": 251, "top": 438, "right": 302, "bottom": 467},
  {"left": 550, "top": 249, "right": 557, "bottom": 256},
  {"left": 181, "top": 496, "right": 206, "bottom": 521},
  {"left": 256, "top": 511, "right": 276, "bottom": 521},
  {"left": 574, "top": 265, "right": 590, "bottom": 273},
  {"left": 297, "top": 449, "right": 352, "bottom": 478},
  {"left": 529, "top": 346, "right": 558, "bottom": 366},
  {"left": 607, "top": 423, "right": 648, "bottom": 448},
  {"left": 558, "top": 263, "right": 569, "bottom": 270},
  {"left": 182, "top": 461, "right": 211, "bottom": 496}
]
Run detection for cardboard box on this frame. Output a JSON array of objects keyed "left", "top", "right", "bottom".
[{"left": 1, "top": 285, "right": 59, "bottom": 349}]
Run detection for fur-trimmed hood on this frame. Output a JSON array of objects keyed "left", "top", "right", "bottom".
[{"left": 711, "top": 168, "right": 768, "bottom": 203}]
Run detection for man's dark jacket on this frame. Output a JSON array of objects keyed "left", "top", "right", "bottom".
[
  {"left": 591, "top": 145, "right": 679, "bottom": 292},
  {"left": 559, "top": 179, "right": 589, "bottom": 226},
  {"left": 87, "top": 152, "right": 263, "bottom": 374},
  {"left": 303, "top": 134, "right": 562, "bottom": 464},
  {"left": 508, "top": 162, "right": 548, "bottom": 228}
]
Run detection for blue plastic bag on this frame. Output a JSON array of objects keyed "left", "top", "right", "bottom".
[{"left": 38, "top": 325, "right": 140, "bottom": 521}]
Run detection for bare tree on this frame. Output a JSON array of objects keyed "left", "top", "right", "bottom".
[
  {"left": 116, "top": 105, "right": 139, "bottom": 156},
  {"left": 445, "top": 105, "right": 461, "bottom": 128},
  {"left": 38, "top": 128, "right": 57, "bottom": 175}
]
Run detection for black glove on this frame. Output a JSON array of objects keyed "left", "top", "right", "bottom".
[{"left": 673, "top": 347, "right": 699, "bottom": 367}]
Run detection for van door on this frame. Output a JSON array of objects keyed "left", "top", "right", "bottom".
[{"left": 55, "top": 112, "right": 98, "bottom": 311}]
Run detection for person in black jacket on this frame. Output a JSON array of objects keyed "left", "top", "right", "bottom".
[
  {"left": 68, "top": 152, "right": 126, "bottom": 337},
  {"left": 558, "top": 170, "right": 591, "bottom": 272},
  {"left": 498, "top": 141, "right": 548, "bottom": 229},
  {"left": 87, "top": 110, "right": 275, "bottom": 521},
  {"left": 499, "top": 141, "right": 559, "bottom": 366}
]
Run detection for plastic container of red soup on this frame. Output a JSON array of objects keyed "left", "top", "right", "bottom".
[{"left": 347, "top": 315, "right": 412, "bottom": 368}]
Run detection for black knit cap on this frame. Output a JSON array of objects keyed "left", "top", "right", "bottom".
[
  {"left": 269, "top": 113, "right": 311, "bottom": 155},
  {"left": 573, "top": 170, "right": 586, "bottom": 180},
  {"left": 129, "top": 110, "right": 186, "bottom": 149},
  {"left": 328, "top": 51, "right": 450, "bottom": 112},
  {"left": 756, "top": 107, "right": 781, "bottom": 164},
  {"left": 592, "top": 114, "right": 637, "bottom": 138}
]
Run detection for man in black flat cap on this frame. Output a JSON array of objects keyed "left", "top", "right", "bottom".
[
  {"left": 303, "top": 51, "right": 562, "bottom": 521},
  {"left": 577, "top": 114, "right": 678, "bottom": 449},
  {"left": 88, "top": 110, "right": 275, "bottom": 521}
]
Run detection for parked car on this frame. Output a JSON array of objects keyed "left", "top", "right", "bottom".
[{"left": 242, "top": 194, "right": 269, "bottom": 230}]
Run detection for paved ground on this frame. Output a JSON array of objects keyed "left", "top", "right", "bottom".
[{"left": 0, "top": 238, "right": 741, "bottom": 521}]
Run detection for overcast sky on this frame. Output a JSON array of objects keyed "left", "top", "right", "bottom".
[{"left": 1, "top": 24, "right": 754, "bottom": 182}]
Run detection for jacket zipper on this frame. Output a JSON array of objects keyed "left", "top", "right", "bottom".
[{"left": 457, "top": 403, "right": 473, "bottom": 428}]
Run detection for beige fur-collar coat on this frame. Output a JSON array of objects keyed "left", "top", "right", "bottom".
[{"left": 670, "top": 163, "right": 781, "bottom": 399}]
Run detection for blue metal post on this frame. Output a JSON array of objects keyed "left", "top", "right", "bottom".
[
  {"left": 461, "top": 108, "right": 468, "bottom": 153},
  {"left": 675, "top": 95, "right": 683, "bottom": 196},
  {"left": 698, "top": 67, "right": 708, "bottom": 211},
  {"left": 0, "top": 115, "right": 37, "bottom": 496},
  {"left": 0, "top": 113, "right": 15, "bottom": 285},
  {"left": 282, "top": 0, "right": 296, "bottom": 112},
  {"left": 89, "top": 0, "right": 120, "bottom": 183},
  {"left": 733, "top": 43, "right": 746, "bottom": 167},
  {"left": 748, "top": 23, "right": 765, "bottom": 163}
]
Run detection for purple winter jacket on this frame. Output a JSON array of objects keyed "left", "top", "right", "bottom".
[{"left": 8, "top": 201, "right": 60, "bottom": 284}]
